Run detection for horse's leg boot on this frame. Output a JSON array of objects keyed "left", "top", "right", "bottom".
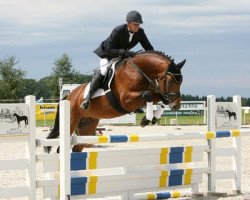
[{"left": 80, "top": 71, "right": 104, "bottom": 109}]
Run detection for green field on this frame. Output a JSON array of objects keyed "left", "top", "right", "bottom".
[
  {"left": 36, "top": 112, "right": 250, "bottom": 127},
  {"left": 36, "top": 120, "right": 56, "bottom": 127},
  {"left": 136, "top": 114, "right": 205, "bottom": 126},
  {"left": 138, "top": 112, "right": 250, "bottom": 126}
]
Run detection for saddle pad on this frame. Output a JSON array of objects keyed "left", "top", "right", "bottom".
[
  {"left": 83, "top": 62, "right": 116, "bottom": 99},
  {"left": 83, "top": 84, "right": 105, "bottom": 99}
]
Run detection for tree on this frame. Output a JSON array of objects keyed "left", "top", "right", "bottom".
[
  {"left": 0, "top": 56, "right": 26, "bottom": 99},
  {"left": 75, "top": 73, "right": 92, "bottom": 83},
  {"left": 49, "top": 53, "right": 81, "bottom": 98},
  {"left": 21, "top": 78, "right": 36, "bottom": 97},
  {"left": 34, "top": 76, "right": 52, "bottom": 99}
]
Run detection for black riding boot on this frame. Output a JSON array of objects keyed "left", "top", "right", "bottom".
[{"left": 80, "top": 71, "right": 104, "bottom": 109}]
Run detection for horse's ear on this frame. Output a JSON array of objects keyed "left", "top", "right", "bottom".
[{"left": 177, "top": 59, "right": 186, "bottom": 68}]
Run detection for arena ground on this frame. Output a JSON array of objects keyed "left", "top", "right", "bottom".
[{"left": 1, "top": 125, "right": 250, "bottom": 200}]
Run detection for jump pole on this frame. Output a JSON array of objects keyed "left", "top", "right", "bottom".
[{"left": 59, "top": 100, "right": 71, "bottom": 200}]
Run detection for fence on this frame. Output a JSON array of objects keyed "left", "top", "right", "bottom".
[{"left": 0, "top": 95, "right": 250, "bottom": 199}]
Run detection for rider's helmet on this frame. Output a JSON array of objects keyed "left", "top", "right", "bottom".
[{"left": 126, "top": 11, "right": 143, "bottom": 24}]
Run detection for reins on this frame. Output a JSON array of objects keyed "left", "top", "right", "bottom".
[{"left": 128, "top": 58, "right": 182, "bottom": 104}]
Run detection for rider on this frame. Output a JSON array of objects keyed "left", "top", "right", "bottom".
[{"left": 81, "top": 10, "right": 154, "bottom": 109}]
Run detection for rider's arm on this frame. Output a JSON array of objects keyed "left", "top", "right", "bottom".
[
  {"left": 105, "top": 29, "right": 126, "bottom": 57},
  {"left": 139, "top": 28, "right": 154, "bottom": 51}
]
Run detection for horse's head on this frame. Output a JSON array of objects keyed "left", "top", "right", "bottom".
[
  {"left": 158, "top": 59, "right": 185, "bottom": 111},
  {"left": 126, "top": 51, "right": 185, "bottom": 111}
]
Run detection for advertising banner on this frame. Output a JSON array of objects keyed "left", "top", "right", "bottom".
[
  {"left": 162, "top": 101, "right": 206, "bottom": 116},
  {"left": 36, "top": 103, "right": 58, "bottom": 120},
  {"left": 215, "top": 102, "right": 238, "bottom": 130},
  {"left": 0, "top": 103, "right": 29, "bottom": 136}
]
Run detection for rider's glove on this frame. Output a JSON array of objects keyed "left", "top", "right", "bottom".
[
  {"left": 123, "top": 50, "right": 135, "bottom": 58},
  {"left": 117, "top": 49, "right": 126, "bottom": 56}
]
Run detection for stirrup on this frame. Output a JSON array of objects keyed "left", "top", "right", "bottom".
[{"left": 80, "top": 99, "right": 90, "bottom": 109}]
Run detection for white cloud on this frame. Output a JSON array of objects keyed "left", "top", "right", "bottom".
[
  {"left": 1, "top": 0, "right": 250, "bottom": 97},
  {"left": 1, "top": 0, "right": 250, "bottom": 45},
  {"left": 145, "top": 0, "right": 250, "bottom": 33}
]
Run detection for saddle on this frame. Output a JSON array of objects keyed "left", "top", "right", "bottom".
[
  {"left": 83, "top": 61, "right": 129, "bottom": 113},
  {"left": 103, "top": 62, "right": 130, "bottom": 113}
]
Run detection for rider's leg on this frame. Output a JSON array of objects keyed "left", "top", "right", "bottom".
[
  {"left": 80, "top": 58, "right": 109, "bottom": 109},
  {"left": 100, "top": 58, "right": 110, "bottom": 76}
]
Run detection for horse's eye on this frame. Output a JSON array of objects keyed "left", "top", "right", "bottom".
[{"left": 174, "top": 75, "right": 182, "bottom": 83}]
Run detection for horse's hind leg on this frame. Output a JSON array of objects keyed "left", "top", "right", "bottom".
[{"left": 72, "top": 118, "right": 100, "bottom": 152}]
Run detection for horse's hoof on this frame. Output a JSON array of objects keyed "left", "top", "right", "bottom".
[
  {"left": 140, "top": 116, "right": 151, "bottom": 128},
  {"left": 151, "top": 117, "right": 158, "bottom": 125}
]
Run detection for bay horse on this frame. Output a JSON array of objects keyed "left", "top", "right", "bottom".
[{"left": 44, "top": 51, "right": 185, "bottom": 153}]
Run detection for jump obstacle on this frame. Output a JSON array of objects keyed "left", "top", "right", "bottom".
[{"left": 0, "top": 95, "right": 250, "bottom": 199}]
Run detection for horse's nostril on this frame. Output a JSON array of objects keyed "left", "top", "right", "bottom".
[{"left": 172, "top": 104, "right": 181, "bottom": 111}]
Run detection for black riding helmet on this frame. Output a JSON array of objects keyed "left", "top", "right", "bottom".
[{"left": 126, "top": 10, "right": 143, "bottom": 24}]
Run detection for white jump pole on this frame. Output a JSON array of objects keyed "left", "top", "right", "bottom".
[
  {"left": 233, "top": 95, "right": 241, "bottom": 193},
  {"left": 60, "top": 100, "right": 71, "bottom": 200},
  {"left": 207, "top": 95, "right": 216, "bottom": 192},
  {"left": 25, "top": 95, "right": 36, "bottom": 200}
]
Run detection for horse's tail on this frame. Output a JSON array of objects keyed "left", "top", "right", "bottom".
[{"left": 44, "top": 96, "right": 67, "bottom": 153}]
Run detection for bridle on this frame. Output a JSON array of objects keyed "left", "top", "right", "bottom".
[
  {"left": 157, "top": 71, "right": 182, "bottom": 104},
  {"left": 128, "top": 59, "right": 182, "bottom": 104}
]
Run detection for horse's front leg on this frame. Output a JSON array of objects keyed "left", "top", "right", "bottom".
[
  {"left": 138, "top": 93, "right": 166, "bottom": 126},
  {"left": 151, "top": 103, "right": 166, "bottom": 125},
  {"left": 123, "top": 91, "right": 154, "bottom": 127},
  {"left": 140, "top": 91, "right": 154, "bottom": 127}
]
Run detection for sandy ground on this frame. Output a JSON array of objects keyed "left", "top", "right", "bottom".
[{"left": 1, "top": 125, "right": 250, "bottom": 200}]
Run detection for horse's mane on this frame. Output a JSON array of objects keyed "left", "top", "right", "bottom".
[{"left": 136, "top": 50, "right": 174, "bottom": 63}]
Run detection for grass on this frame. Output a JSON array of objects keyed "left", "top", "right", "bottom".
[
  {"left": 36, "top": 113, "right": 250, "bottom": 127},
  {"left": 136, "top": 113, "right": 205, "bottom": 126},
  {"left": 36, "top": 120, "right": 55, "bottom": 127},
  {"left": 242, "top": 112, "right": 250, "bottom": 125}
]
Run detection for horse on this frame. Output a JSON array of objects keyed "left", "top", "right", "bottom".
[
  {"left": 44, "top": 50, "right": 186, "bottom": 153},
  {"left": 13, "top": 113, "right": 29, "bottom": 128},
  {"left": 225, "top": 110, "right": 237, "bottom": 120}
]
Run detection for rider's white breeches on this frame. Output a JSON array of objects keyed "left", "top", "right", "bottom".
[
  {"left": 100, "top": 57, "right": 120, "bottom": 76},
  {"left": 100, "top": 58, "right": 109, "bottom": 76}
]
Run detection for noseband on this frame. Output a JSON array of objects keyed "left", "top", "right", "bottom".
[{"left": 128, "top": 59, "right": 182, "bottom": 105}]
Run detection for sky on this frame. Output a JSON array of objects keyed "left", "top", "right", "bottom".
[{"left": 0, "top": 0, "right": 250, "bottom": 97}]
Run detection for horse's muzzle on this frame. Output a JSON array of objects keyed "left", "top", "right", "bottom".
[{"left": 161, "top": 92, "right": 181, "bottom": 105}]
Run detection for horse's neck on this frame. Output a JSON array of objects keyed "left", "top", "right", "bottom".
[{"left": 131, "top": 56, "right": 169, "bottom": 79}]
